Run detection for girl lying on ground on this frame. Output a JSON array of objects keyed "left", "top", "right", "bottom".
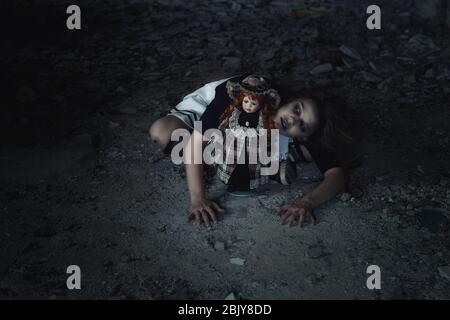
[{"left": 149, "top": 74, "right": 358, "bottom": 228}]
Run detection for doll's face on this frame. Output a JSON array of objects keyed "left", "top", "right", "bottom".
[{"left": 242, "top": 96, "right": 259, "bottom": 113}]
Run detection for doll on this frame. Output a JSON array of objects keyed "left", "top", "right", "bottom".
[{"left": 217, "top": 75, "right": 280, "bottom": 192}]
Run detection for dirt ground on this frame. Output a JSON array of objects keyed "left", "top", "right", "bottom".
[{"left": 1, "top": 0, "right": 449, "bottom": 299}]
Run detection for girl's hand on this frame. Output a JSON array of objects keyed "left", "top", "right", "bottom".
[
  {"left": 277, "top": 197, "right": 317, "bottom": 227},
  {"left": 188, "top": 197, "right": 225, "bottom": 227}
]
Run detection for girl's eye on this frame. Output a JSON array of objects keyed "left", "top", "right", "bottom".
[{"left": 251, "top": 102, "right": 257, "bottom": 106}]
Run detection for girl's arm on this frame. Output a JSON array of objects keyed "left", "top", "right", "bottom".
[
  {"left": 278, "top": 167, "right": 347, "bottom": 227},
  {"left": 300, "top": 166, "right": 347, "bottom": 208},
  {"left": 185, "top": 131, "right": 224, "bottom": 226}
]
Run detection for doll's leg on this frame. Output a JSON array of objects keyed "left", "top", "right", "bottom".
[{"left": 149, "top": 115, "right": 191, "bottom": 153}]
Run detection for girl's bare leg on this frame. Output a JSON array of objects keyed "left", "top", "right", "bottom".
[{"left": 149, "top": 115, "right": 190, "bottom": 151}]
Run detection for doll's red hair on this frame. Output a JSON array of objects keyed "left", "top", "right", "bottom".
[{"left": 219, "top": 92, "right": 276, "bottom": 136}]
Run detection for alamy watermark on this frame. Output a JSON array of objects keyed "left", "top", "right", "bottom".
[{"left": 169, "top": 121, "right": 281, "bottom": 176}]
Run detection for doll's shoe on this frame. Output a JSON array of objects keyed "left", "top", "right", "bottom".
[
  {"left": 227, "top": 186, "right": 253, "bottom": 197},
  {"left": 279, "top": 158, "right": 297, "bottom": 185},
  {"left": 227, "top": 189, "right": 254, "bottom": 197},
  {"left": 226, "top": 183, "right": 253, "bottom": 197}
]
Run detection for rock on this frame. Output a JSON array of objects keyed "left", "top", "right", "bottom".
[
  {"left": 224, "top": 292, "right": 236, "bottom": 300},
  {"left": 439, "top": 178, "right": 449, "bottom": 187},
  {"left": 338, "top": 45, "right": 361, "bottom": 60},
  {"left": 340, "top": 193, "right": 351, "bottom": 202},
  {"left": 214, "top": 241, "right": 225, "bottom": 251},
  {"left": 438, "top": 266, "right": 450, "bottom": 281},
  {"left": 406, "top": 34, "right": 439, "bottom": 52},
  {"left": 230, "top": 257, "right": 245, "bottom": 266},
  {"left": 362, "top": 71, "right": 382, "bottom": 83},
  {"left": 223, "top": 57, "right": 242, "bottom": 73},
  {"left": 305, "top": 273, "right": 324, "bottom": 285},
  {"left": 108, "top": 121, "right": 120, "bottom": 129},
  {"left": 306, "top": 244, "right": 324, "bottom": 259},
  {"left": 309, "top": 63, "right": 333, "bottom": 75}
]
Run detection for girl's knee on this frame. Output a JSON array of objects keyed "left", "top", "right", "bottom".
[
  {"left": 149, "top": 119, "right": 170, "bottom": 150},
  {"left": 150, "top": 116, "right": 191, "bottom": 152}
]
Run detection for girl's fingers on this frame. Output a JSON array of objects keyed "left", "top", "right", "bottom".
[
  {"left": 200, "top": 210, "right": 210, "bottom": 227},
  {"left": 280, "top": 210, "right": 292, "bottom": 225},
  {"left": 204, "top": 206, "right": 218, "bottom": 224},
  {"left": 277, "top": 205, "right": 289, "bottom": 216},
  {"left": 212, "top": 202, "right": 225, "bottom": 213},
  {"left": 287, "top": 213, "right": 296, "bottom": 227},
  {"left": 311, "top": 212, "right": 317, "bottom": 225},
  {"left": 299, "top": 209, "right": 306, "bottom": 227},
  {"left": 194, "top": 211, "right": 201, "bottom": 224}
]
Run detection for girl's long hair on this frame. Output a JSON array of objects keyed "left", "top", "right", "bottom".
[
  {"left": 308, "top": 93, "right": 360, "bottom": 170},
  {"left": 275, "top": 81, "right": 360, "bottom": 169},
  {"left": 219, "top": 91, "right": 276, "bottom": 136}
]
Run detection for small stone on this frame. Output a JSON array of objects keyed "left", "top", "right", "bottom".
[
  {"left": 376, "top": 175, "right": 388, "bottom": 182},
  {"left": 224, "top": 292, "right": 236, "bottom": 300},
  {"left": 214, "top": 241, "right": 225, "bottom": 251},
  {"left": 309, "top": 63, "right": 333, "bottom": 75},
  {"left": 338, "top": 45, "right": 361, "bottom": 60},
  {"left": 438, "top": 266, "right": 450, "bottom": 281},
  {"left": 362, "top": 71, "right": 382, "bottom": 83},
  {"left": 108, "top": 121, "right": 120, "bottom": 129},
  {"left": 306, "top": 244, "right": 324, "bottom": 259},
  {"left": 417, "top": 165, "right": 425, "bottom": 174},
  {"left": 305, "top": 273, "right": 323, "bottom": 285},
  {"left": 340, "top": 193, "right": 351, "bottom": 202},
  {"left": 230, "top": 257, "right": 245, "bottom": 266}
]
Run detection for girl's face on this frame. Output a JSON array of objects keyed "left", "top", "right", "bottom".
[
  {"left": 242, "top": 96, "right": 259, "bottom": 113},
  {"left": 273, "top": 98, "right": 320, "bottom": 139}
]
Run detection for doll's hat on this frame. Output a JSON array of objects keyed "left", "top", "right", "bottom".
[{"left": 226, "top": 75, "right": 281, "bottom": 109}]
